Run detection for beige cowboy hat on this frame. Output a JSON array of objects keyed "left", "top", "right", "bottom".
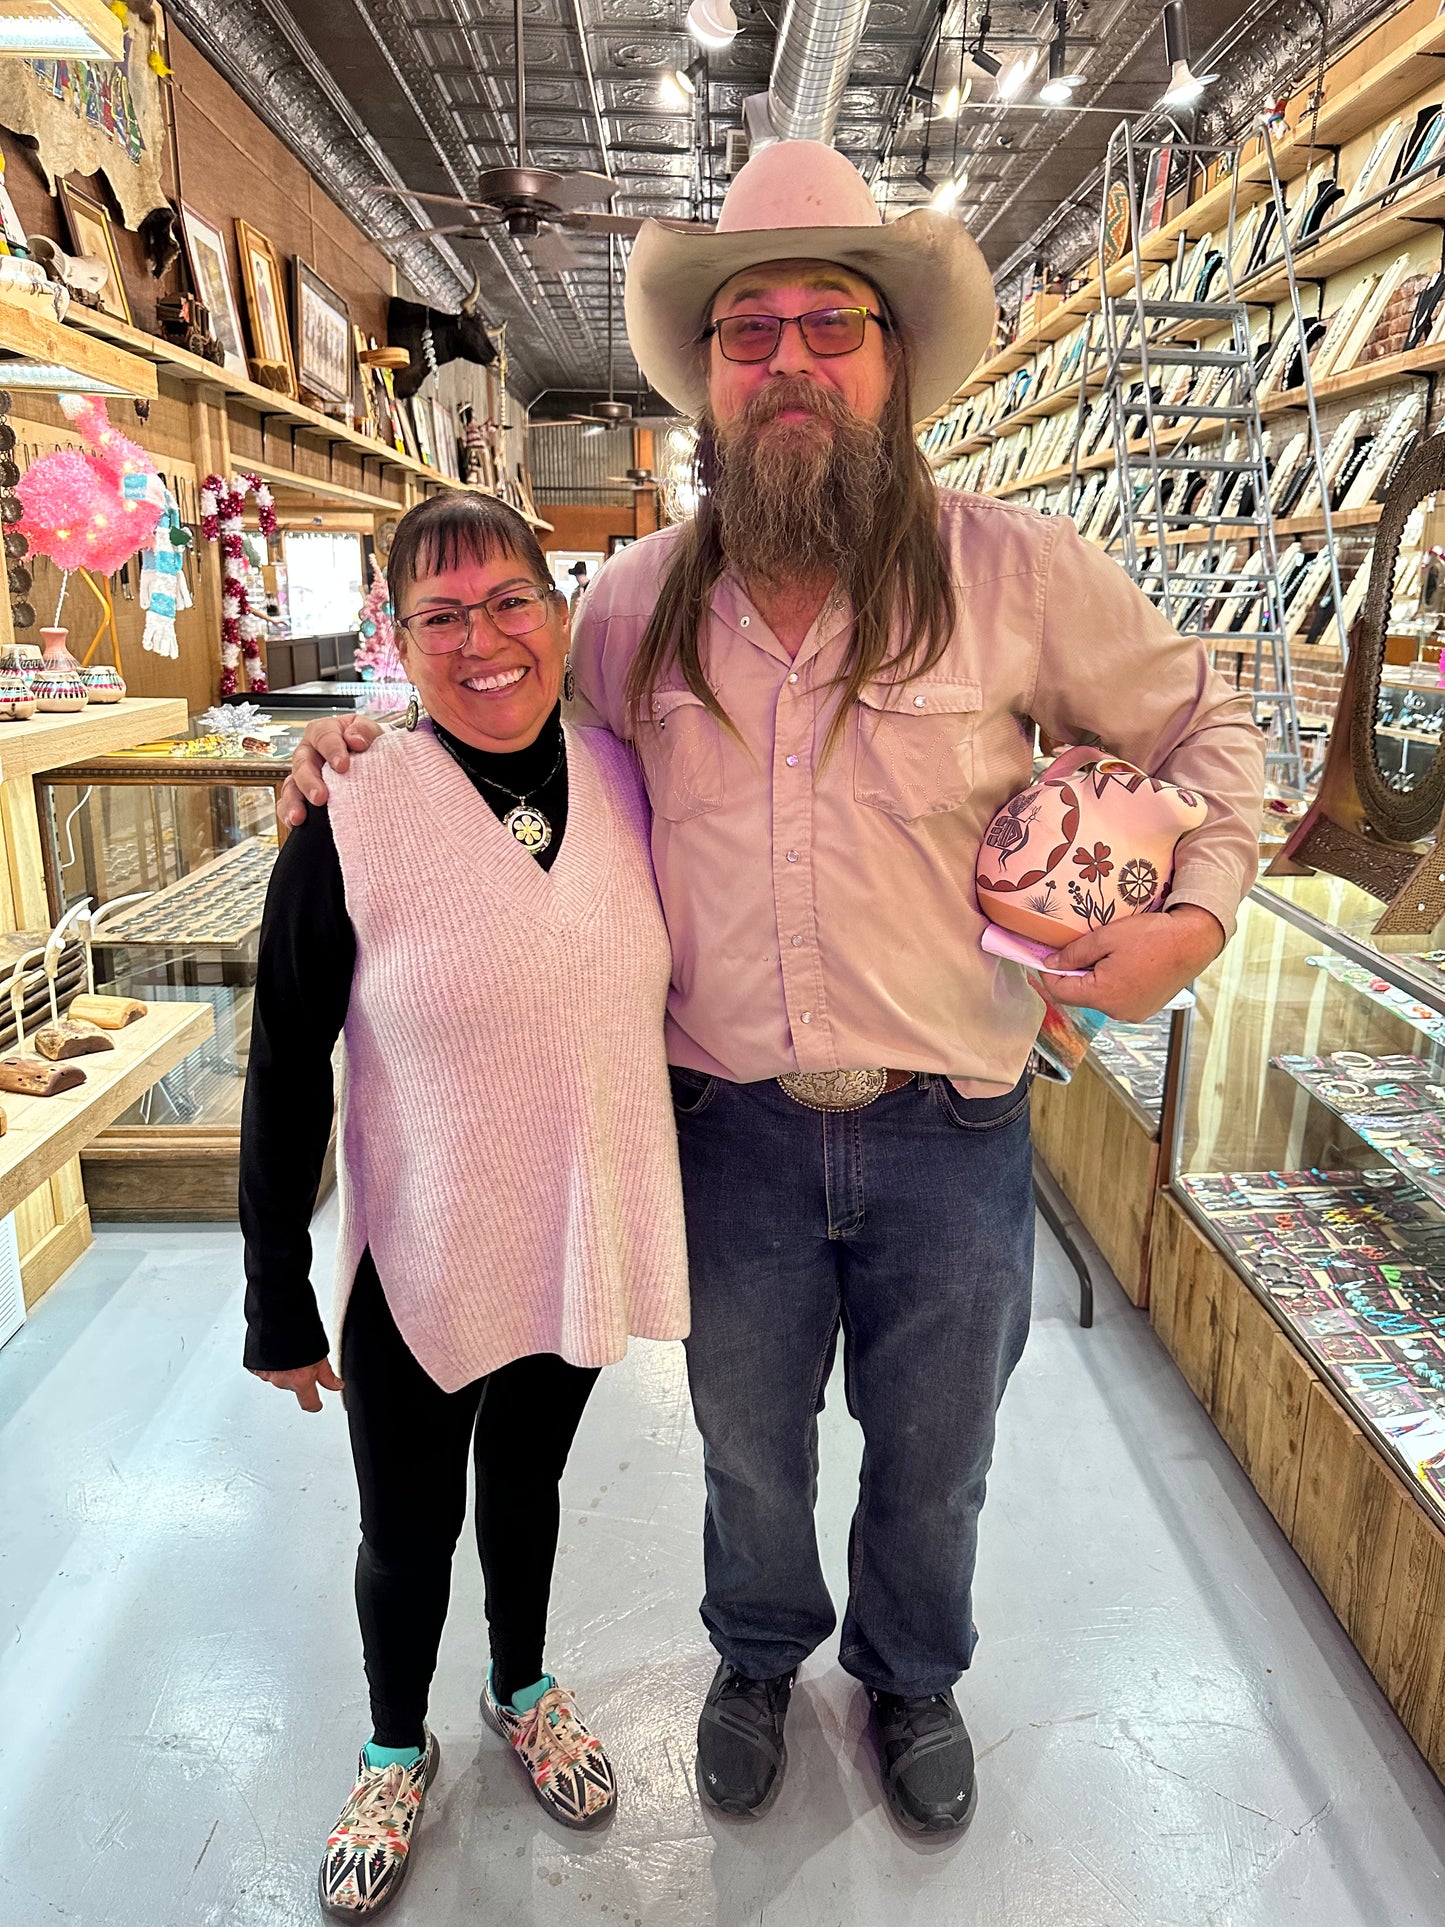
[{"left": 624, "top": 139, "right": 995, "bottom": 422}]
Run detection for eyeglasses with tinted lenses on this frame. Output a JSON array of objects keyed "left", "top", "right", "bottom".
[
  {"left": 398, "top": 586, "right": 554, "bottom": 654},
  {"left": 704, "top": 307, "right": 887, "bottom": 363}
]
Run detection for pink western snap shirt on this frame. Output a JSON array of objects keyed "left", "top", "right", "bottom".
[{"left": 569, "top": 488, "right": 1265, "bottom": 1093}]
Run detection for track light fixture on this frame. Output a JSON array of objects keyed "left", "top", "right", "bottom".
[
  {"left": 1038, "top": 30, "right": 1080, "bottom": 104},
  {"left": 686, "top": 0, "right": 738, "bottom": 52},
  {"left": 1159, "top": 1, "right": 1216, "bottom": 107}
]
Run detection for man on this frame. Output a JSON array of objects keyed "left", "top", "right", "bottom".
[{"left": 284, "top": 140, "right": 1263, "bottom": 1837}]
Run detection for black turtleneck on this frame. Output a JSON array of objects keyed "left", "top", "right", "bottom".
[{"left": 238, "top": 706, "right": 569, "bottom": 1372}]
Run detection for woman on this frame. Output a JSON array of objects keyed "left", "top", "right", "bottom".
[{"left": 240, "top": 493, "right": 689, "bottom": 1920}]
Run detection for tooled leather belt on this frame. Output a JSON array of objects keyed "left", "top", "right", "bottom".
[{"left": 775, "top": 1069, "right": 916, "bottom": 1112}]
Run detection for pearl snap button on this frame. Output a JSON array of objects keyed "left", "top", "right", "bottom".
[
  {"left": 788, "top": 672, "right": 799, "bottom": 683},
  {"left": 786, "top": 849, "right": 799, "bottom": 862},
  {"left": 791, "top": 935, "right": 804, "bottom": 947},
  {"left": 800, "top": 1011, "right": 813, "bottom": 1023},
  {"left": 913, "top": 694, "right": 926, "bottom": 707},
  {"left": 786, "top": 754, "right": 799, "bottom": 766}
]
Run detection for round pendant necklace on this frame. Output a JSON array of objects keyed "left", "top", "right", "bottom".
[{"left": 434, "top": 724, "right": 565, "bottom": 857}]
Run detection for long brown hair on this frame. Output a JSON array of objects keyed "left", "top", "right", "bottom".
[{"left": 625, "top": 345, "right": 955, "bottom": 749}]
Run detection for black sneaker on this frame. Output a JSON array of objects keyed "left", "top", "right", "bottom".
[
  {"left": 696, "top": 1661, "right": 795, "bottom": 1816},
  {"left": 868, "top": 1688, "right": 978, "bottom": 1836}
]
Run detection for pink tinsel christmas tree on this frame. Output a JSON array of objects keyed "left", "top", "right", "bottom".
[{"left": 351, "top": 565, "right": 406, "bottom": 681}]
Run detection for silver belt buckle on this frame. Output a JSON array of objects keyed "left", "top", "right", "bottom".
[{"left": 776, "top": 1068, "right": 889, "bottom": 1112}]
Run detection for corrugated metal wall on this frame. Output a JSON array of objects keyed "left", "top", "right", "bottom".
[{"left": 527, "top": 422, "right": 635, "bottom": 505}]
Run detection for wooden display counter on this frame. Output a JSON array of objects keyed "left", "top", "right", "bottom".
[
  {"left": 1150, "top": 1192, "right": 1445, "bottom": 1782},
  {"left": 1031, "top": 1054, "right": 1161, "bottom": 1307},
  {"left": 9, "top": 1002, "right": 212, "bottom": 1304}
]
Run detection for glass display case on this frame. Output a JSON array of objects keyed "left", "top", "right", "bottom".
[
  {"left": 31, "top": 700, "right": 398, "bottom": 1217},
  {"left": 1171, "top": 871, "right": 1445, "bottom": 1525}
]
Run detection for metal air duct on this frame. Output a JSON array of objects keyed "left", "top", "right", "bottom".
[{"left": 767, "top": 0, "right": 872, "bottom": 144}]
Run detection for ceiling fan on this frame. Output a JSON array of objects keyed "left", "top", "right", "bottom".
[
  {"left": 373, "top": 0, "right": 712, "bottom": 274},
  {"left": 608, "top": 466, "right": 661, "bottom": 490},
  {"left": 557, "top": 237, "right": 638, "bottom": 425}
]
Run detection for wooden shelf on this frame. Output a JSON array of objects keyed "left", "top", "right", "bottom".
[
  {"left": 1240, "top": 10, "right": 1445, "bottom": 189},
  {"left": 1240, "top": 170, "right": 1445, "bottom": 305},
  {"left": 988, "top": 421, "right": 1199, "bottom": 499},
  {"left": 1262, "top": 337, "right": 1445, "bottom": 418},
  {"left": 0, "top": 289, "right": 158, "bottom": 401},
  {"left": 0, "top": 999, "right": 213, "bottom": 1222},
  {"left": 59, "top": 306, "right": 551, "bottom": 531},
  {"left": 0, "top": 697, "right": 187, "bottom": 782},
  {"left": 1377, "top": 723, "right": 1442, "bottom": 744}
]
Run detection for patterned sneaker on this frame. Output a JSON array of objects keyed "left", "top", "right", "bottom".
[
  {"left": 317, "top": 1730, "right": 440, "bottom": 1918},
  {"left": 481, "top": 1674, "right": 617, "bottom": 1830}
]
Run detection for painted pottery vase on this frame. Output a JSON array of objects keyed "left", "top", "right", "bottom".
[
  {"left": 976, "top": 746, "right": 1209, "bottom": 949},
  {"left": 81, "top": 664, "right": 126, "bottom": 705},
  {"left": 31, "top": 666, "right": 87, "bottom": 713},
  {"left": 0, "top": 672, "right": 35, "bottom": 720},
  {"left": 40, "top": 625, "right": 85, "bottom": 675}
]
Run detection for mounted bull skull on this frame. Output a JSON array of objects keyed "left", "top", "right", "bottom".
[{"left": 386, "top": 271, "right": 496, "bottom": 399}]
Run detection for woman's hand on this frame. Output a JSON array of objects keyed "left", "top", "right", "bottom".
[
  {"left": 1032, "top": 903, "right": 1225, "bottom": 1023},
  {"left": 278, "top": 716, "right": 386, "bottom": 827},
  {"left": 250, "top": 1357, "right": 344, "bottom": 1412}
]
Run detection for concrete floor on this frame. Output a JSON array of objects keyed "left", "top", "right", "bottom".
[{"left": 3, "top": 1206, "right": 1445, "bottom": 1927}]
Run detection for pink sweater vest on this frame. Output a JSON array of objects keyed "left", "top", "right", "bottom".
[{"left": 327, "top": 721, "right": 690, "bottom": 1391}]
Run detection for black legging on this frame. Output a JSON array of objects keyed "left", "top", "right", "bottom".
[{"left": 340, "top": 1252, "right": 600, "bottom": 1747}]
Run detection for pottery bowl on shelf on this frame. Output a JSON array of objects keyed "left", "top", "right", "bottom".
[
  {"left": 30, "top": 666, "right": 87, "bottom": 713},
  {"left": 0, "top": 641, "right": 42, "bottom": 678},
  {"left": 0, "top": 671, "right": 35, "bottom": 720},
  {"left": 81, "top": 664, "right": 125, "bottom": 705},
  {"left": 976, "top": 746, "right": 1209, "bottom": 950}
]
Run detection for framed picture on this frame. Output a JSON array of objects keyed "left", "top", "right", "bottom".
[
  {"left": 235, "top": 219, "right": 297, "bottom": 395},
  {"left": 292, "top": 259, "right": 352, "bottom": 408},
  {"left": 430, "top": 396, "right": 457, "bottom": 479},
  {"left": 353, "top": 326, "right": 381, "bottom": 436},
  {"left": 393, "top": 391, "right": 421, "bottom": 463},
  {"left": 1141, "top": 142, "right": 1172, "bottom": 235},
  {"left": 58, "top": 181, "right": 131, "bottom": 325},
  {"left": 411, "top": 391, "right": 436, "bottom": 467},
  {"left": 179, "top": 202, "right": 247, "bottom": 377}
]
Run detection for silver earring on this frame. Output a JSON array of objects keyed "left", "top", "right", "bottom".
[
  {"left": 563, "top": 654, "right": 575, "bottom": 705},
  {"left": 404, "top": 693, "right": 421, "bottom": 731}
]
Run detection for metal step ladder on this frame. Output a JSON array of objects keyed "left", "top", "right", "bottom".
[{"left": 1069, "top": 124, "right": 1348, "bottom": 797}]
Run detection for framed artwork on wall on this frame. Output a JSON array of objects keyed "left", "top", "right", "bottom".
[
  {"left": 178, "top": 202, "right": 247, "bottom": 378},
  {"left": 292, "top": 259, "right": 352, "bottom": 408},
  {"left": 395, "top": 393, "right": 421, "bottom": 464},
  {"left": 431, "top": 396, "right": 458, "bottom": 480},
  {"left": 58, "top": 180, "right": 131, "bottom": 325},
  {"left": 235, "top": 219, "right": 297, "bottom": 396},
  {"left": 411, "top": 391, "right": 436, "bottom": 467}
]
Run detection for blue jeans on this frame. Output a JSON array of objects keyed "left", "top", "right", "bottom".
[{"left": 670, "top": 1068, "right": 1034, "bottom": 1701}]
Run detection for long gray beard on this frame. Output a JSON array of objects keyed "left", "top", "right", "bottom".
[{"left": 710, "top": 382, "right": 887, "bottom": 586}]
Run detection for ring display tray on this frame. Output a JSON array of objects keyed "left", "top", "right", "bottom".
[{"left": 93, "top": 838, "right": 277, "bottom": 950}]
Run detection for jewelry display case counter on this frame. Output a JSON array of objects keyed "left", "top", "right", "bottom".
[
  {"left": 32, "top": 706, "right": 390, "bottom": 1220},
  {"left": 1152, "top": 870, "right": 1445, "bottom": 1785},
  {"left": 1030, "top": 1011, "right": 1173, "bottom": 1307}
]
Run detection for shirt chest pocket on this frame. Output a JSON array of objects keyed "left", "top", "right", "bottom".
[
  {"left": 636, "top": 688, "right": 726, "bottom": 822},
  {"left": 853, "top": 678, "right": 983, "bottom": 820}
]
